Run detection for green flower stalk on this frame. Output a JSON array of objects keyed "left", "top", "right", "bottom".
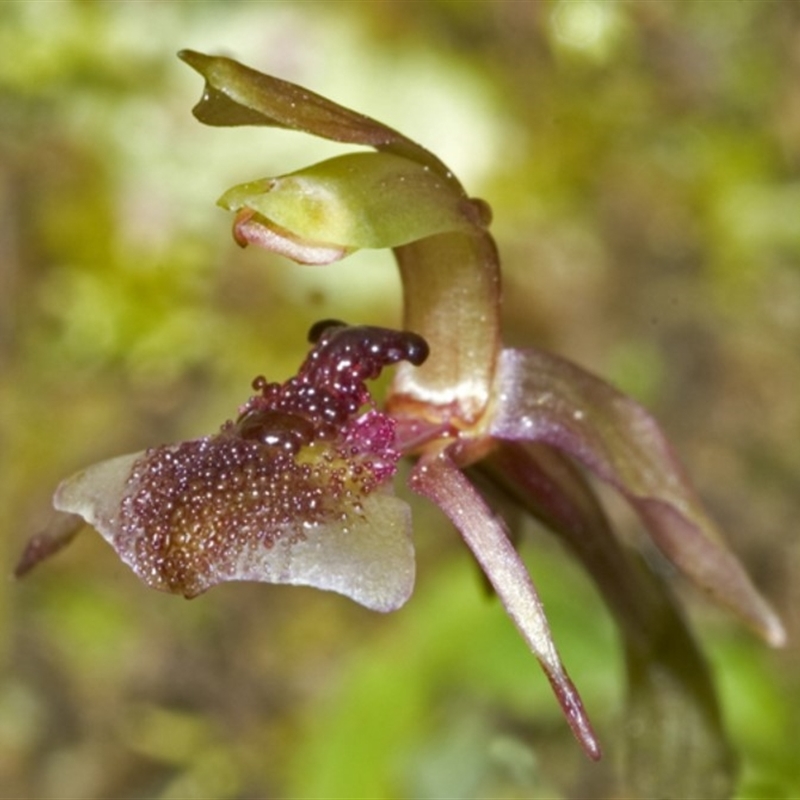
[{"left": 17, "top": 50, "right": 785, "bottom": 782}]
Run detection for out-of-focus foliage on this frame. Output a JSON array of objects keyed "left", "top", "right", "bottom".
[{"left": 1, "top": 1, "right": 798, "bottom": 798}]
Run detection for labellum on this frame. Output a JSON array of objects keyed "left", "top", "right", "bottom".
[{"left": 36, "top": 322, "right": 429, "bottom": 613}]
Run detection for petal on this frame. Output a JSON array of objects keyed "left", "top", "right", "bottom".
[
  {"left": 409, "top": 449, "right": 601, "bottom": 761},
  {"left": 53, "top": 447, "right": 415, "bottom": 612},
  {"left": 489, "top": 347, "right": 786, "bottom": 647},
  {"left": 219, "top": 153, "right": 482, "bottom": 252}
]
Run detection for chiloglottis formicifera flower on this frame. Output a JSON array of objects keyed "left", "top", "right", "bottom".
[{"left": 17, "top": 50, "right": 786, "bottom": 773}]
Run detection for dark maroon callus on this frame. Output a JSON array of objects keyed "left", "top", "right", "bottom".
[
  {"left": 304, "top": 319, "right": 429, "bottom": 380},
  {"left": 239, "top": 321, "right": 429, "bottom": 437},
  {"left": 234, "top": 409, "right": 316, "bottom": 454}
]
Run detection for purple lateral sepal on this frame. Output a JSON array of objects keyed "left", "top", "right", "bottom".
[{"left": 489, "top": 347, "right": 785, "bottom": 647}]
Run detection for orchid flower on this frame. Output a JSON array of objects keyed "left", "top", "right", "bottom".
[{"left": 17, "top": 51, "right": 785, "bottom": 775}]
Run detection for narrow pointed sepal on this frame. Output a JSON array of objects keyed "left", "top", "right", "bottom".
[
  {"left": 14, "top": 511, "right": 84, "bottom": 577},
  {"left": 409, "top": 449, "right": 601, "bottom": 760}
]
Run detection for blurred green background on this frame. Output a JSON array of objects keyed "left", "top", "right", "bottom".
[{"left": 1, "top": 1, "right": 798, "bottom": 797}]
